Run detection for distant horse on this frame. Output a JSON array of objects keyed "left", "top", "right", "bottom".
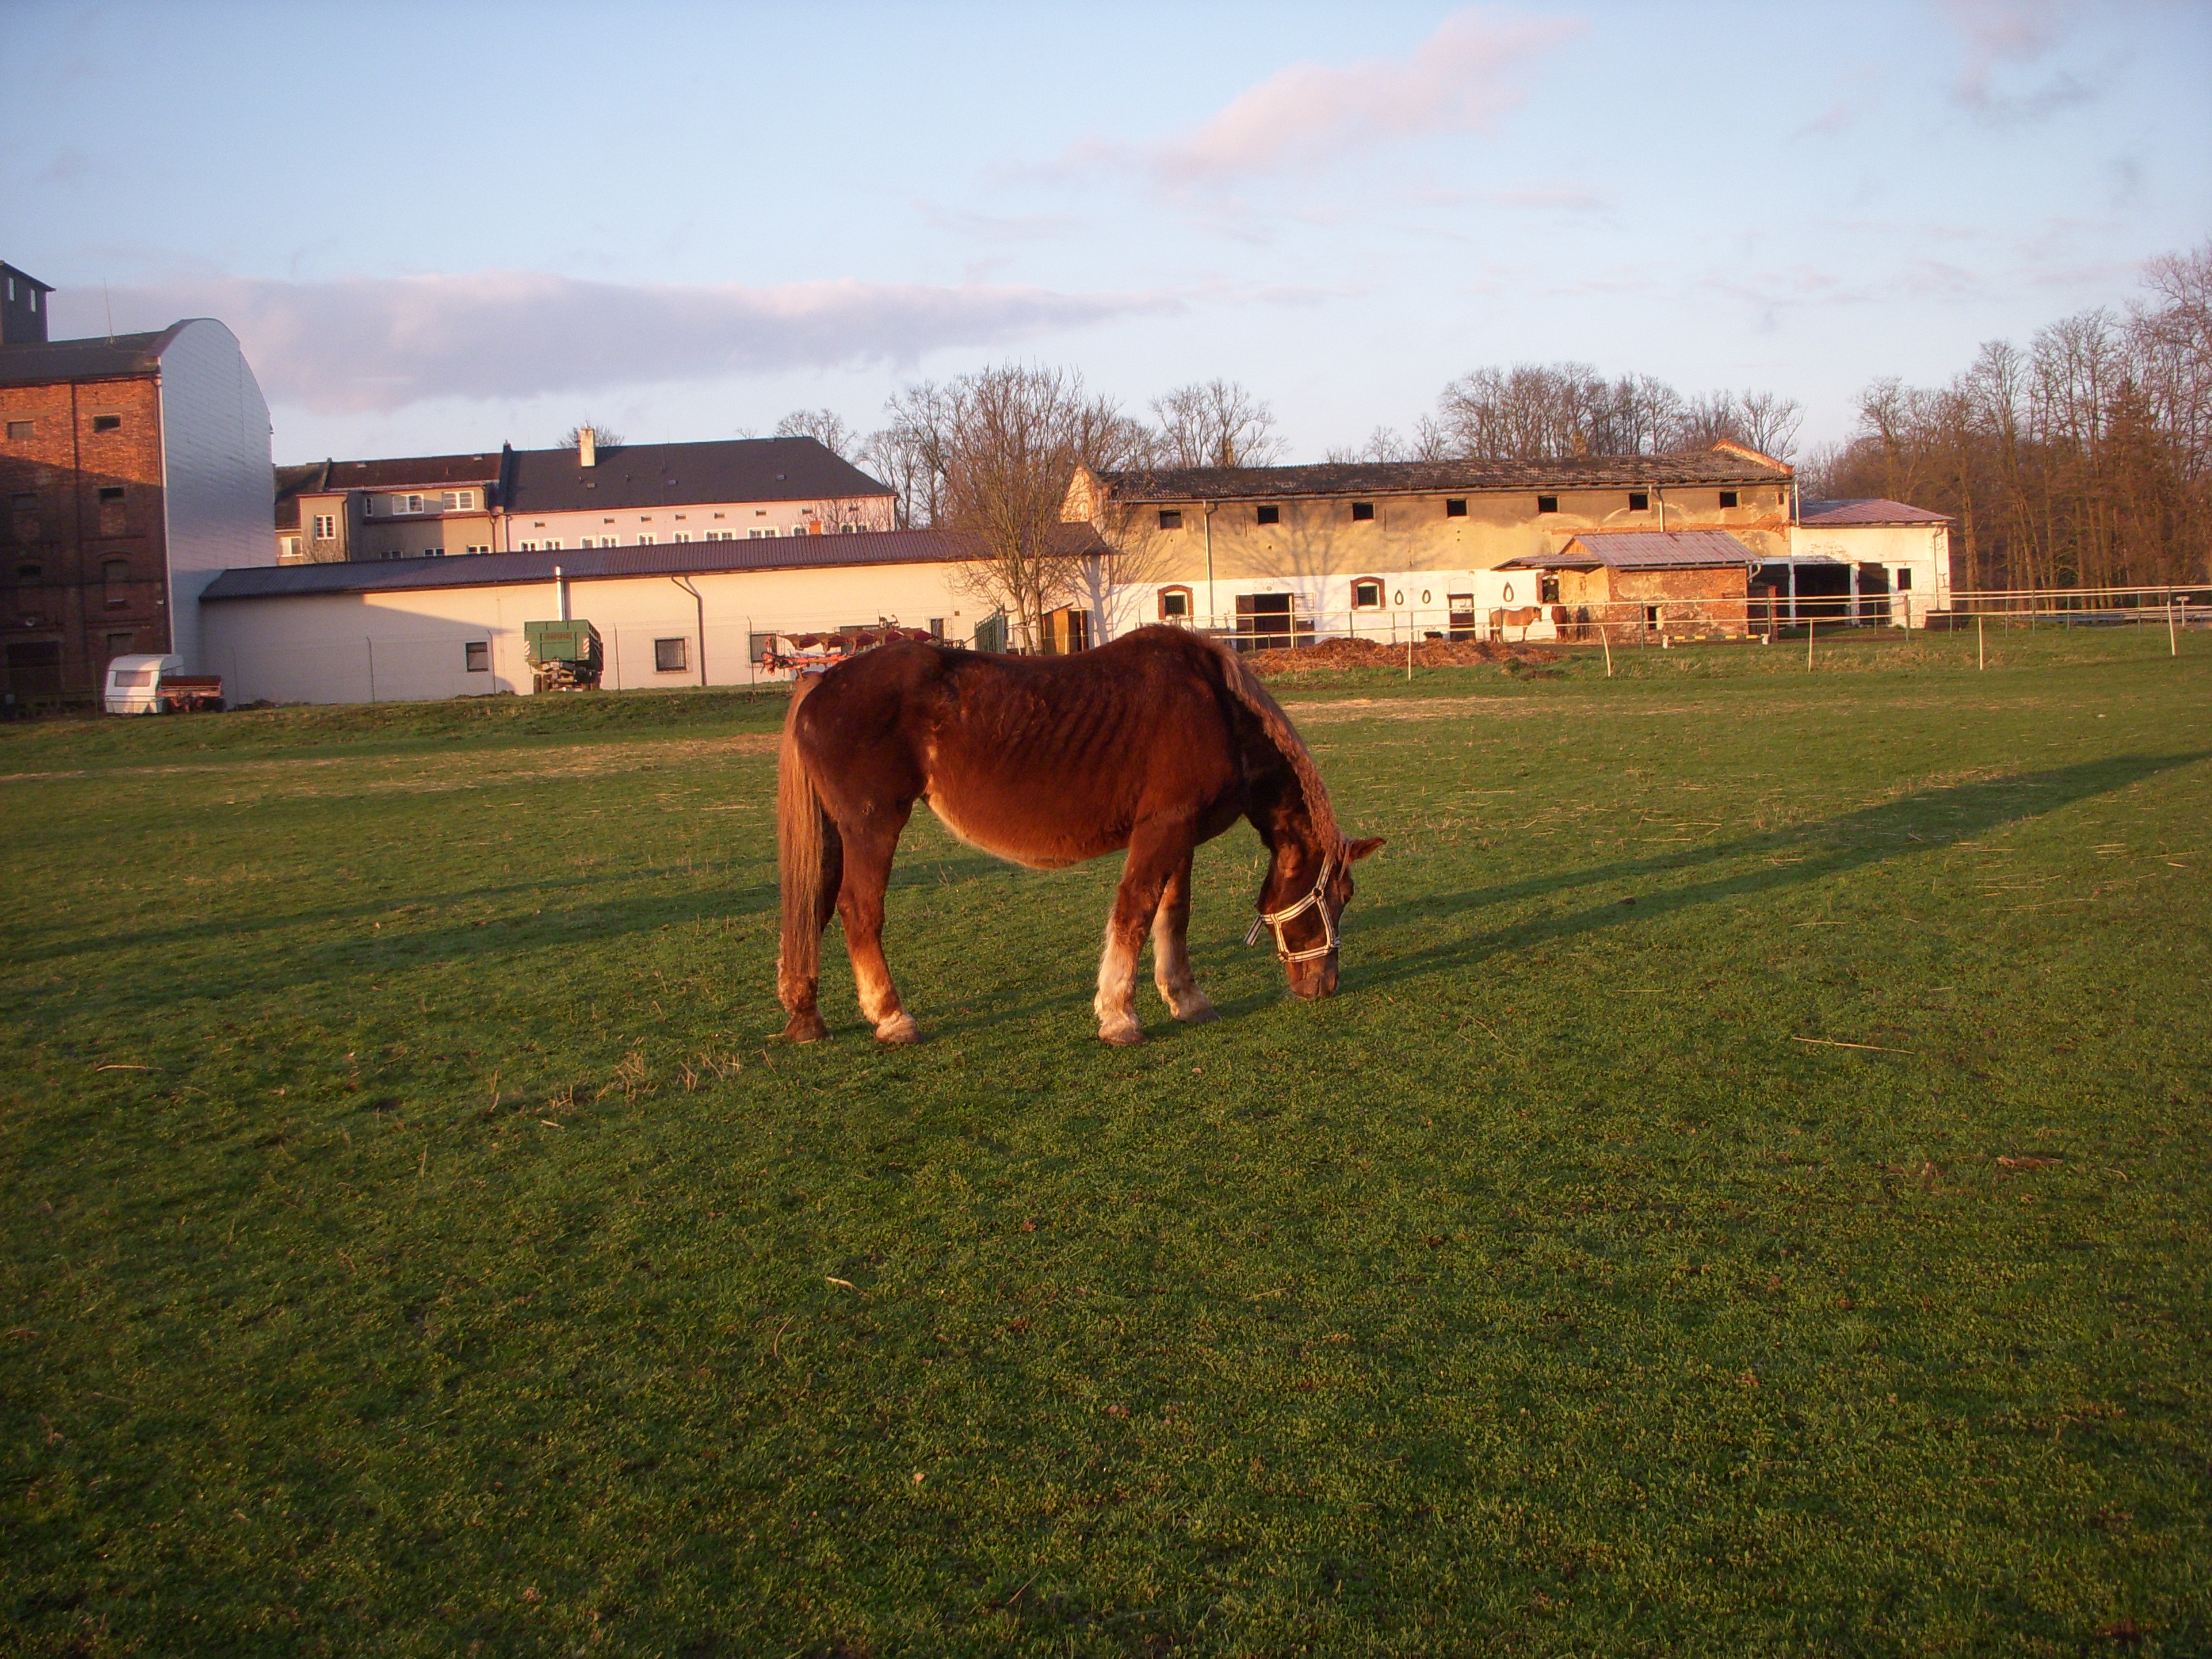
[{"left": 776, "top": 624, "right": 1383, "bottom": 1045}]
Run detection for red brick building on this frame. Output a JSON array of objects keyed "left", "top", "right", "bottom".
[{"left": 1, "top": 262, "right": 272, "bottom": 705}]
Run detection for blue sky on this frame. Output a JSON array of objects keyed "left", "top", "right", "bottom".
[{"left": 6, "top": 0, "right": 2207, "bottom": 465}]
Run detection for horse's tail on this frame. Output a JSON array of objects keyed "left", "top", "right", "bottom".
[
  {"left": 1200, "top": 634, "right": 1341, "bottom": 849},
  {"left": 777, "top": 674, "right": 830, "bottom": 1011}
]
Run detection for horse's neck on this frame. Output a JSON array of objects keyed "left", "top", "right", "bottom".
[{"left": 1250, "top": 766, "right": 1326, "bottom": 872}]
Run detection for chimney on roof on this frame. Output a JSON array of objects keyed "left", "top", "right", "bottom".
[
  {"left": 579, "top": 428, "right": 596, "bottom": 468},
  {"left": 1, "top": 262, "right": 55, "bottom": 347}
]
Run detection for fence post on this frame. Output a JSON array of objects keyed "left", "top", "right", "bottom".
[
  {"left": 1601, "top": 622, "right": 1613, "bottom": 678},
  {"left": 1805, "top": 615, "right": 1816, "bottom": 672},
  {"left": 1977, "top": 612, "right": 1985, "bottom": 671},
  {"left": 2171, "top": 592, "right": 2179, "bottom": 657},
  {"left": 366, "top": 636, "right": 375, "bottom": 703}
]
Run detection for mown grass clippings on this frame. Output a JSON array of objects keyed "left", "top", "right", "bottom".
[{"left": 1, "top": 628, "right": 2208, "bottom": 1655}]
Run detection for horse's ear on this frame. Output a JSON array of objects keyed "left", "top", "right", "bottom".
[{"left": 1345, "top": 836, "right": 1385, "bottom": 863}]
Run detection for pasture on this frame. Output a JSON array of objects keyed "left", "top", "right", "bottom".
[{"left": 3, "top": 629, "right": 2208, "bottom": 1656}]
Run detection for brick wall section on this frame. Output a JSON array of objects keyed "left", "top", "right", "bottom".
[{"left": 1, "top": 373, "right": 169, "bottom": 699}]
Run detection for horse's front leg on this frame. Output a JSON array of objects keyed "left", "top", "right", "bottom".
[
  {"left": 836, "top": 812, "right": 920, "bottom": 1044},
  {"left": 1151, "top": 848, "right": 1217, "bottom": 1023},
  {"left": 1095, "top": 830, "right": 1185, "bottom": 1046}
]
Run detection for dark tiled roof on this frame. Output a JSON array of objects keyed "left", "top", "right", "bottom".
[
  {"left": 0, "top": 324, "right": 188, "bottom": 386},
  {"left": 272, "top": 463, "right": 325, "bottom": 531},
  {"left": 1800, "top": 498, "right": 1950, "bottom": 527},
  {"left": 200, "top": 527, "right": 1013, "bottom": 601},
  {"left": 320, "top": 453, "right": 504, "bottom": 491},
  {"left": 1499, "top": 530, "right": 1761, "bottom": 570},
  {"left": 1098, "top": 445, "right": 1792, "bottom": 504},
  {"left": 507, "top": 435, "right": 892, "bottom": 516}
]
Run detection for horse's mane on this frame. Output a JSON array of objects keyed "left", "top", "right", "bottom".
[{"left": 1201, "top": 635, "right": 1342, "bottom": 851}]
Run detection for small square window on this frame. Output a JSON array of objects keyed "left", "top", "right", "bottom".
[
  {"left": 465, "top": 641, "right": 490, "bottom": 672},
  {"left": 654, "top": 637, "right": 689, "bottom": 673},
  {"left": 1255, "top": 504, "right": 1279, "bottom": 526},
  {"left": 1158, "top": 508, "right": 1183, "bottom": 530},
  {"left": 99, "top": 486, "right": 125, "bottom": 503},
  {"left": 1536, "top": 495, "right": 1558, "bottom": 514},
  {"left": 1351, "top": 501, "right": 1375, "bottom": 521},
  {"left": 92, "top": 415, "right": 122, "bottom": 433},
  {"left": 1629, "top": 491, "right": 1650, "bottom": 512},
  {"left": 1445, "top": 498, "right": 1467, "bottom": 517},
  {"left": 1158, "top": 587, "right": 1191, "bottom": 619},
  {"left": 6, "top": 421, "right": 31, "bottom": 440},
  {"left": 1719, "top": 490, "right": 1738, "bottom": 509}
]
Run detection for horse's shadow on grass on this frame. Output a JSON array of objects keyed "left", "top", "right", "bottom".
[{"left": 1336, "top": 748, "right": 2205, "bottom": 999}]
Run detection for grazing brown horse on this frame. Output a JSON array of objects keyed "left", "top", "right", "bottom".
[{"left": 776, "top": 624, "right": 1382, "bottom": 1045}]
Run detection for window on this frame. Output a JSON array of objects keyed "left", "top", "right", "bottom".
[
  {"left": 311, "top": 514, "right": 337, "bottom": 539},
  {"left": 654, "top": 636, "right": 689, "bottom": 673},
  {"left": 639, "top": 515, "right": 653, "bottom": 523},
  {"left": 1351, "top": 579, "right": 1384, "bottom": 609},
  {"left": 91, "top": 415, "right": 121, "bottom": 433},
  {"left": 6, "top": 421, "right": 30, "bottom": 440},
  {"left": 1351, "top": 501, "right": 1375, "bottom": 521},
  {"left": 98, "top": 486, "right": 125, "bottom": 503},
  {"left": 840, "top": 523, "right": 856, "bottom": 533},
  {"left": 17, "top": 562, "right": 41, "bottom": 579},
  {"left": 1158, "top": 508, "right": 1183, "bottom": 531},
  {"left": 1158, "top": 586, "right": 1192, "bottom": 620},
  {"left": 425, "top": 547, "right": 443, "bottom": 558},
  {"left": 98, "top": 486, "right": 126, "bottom": 535},
  {"left": 1629, "top": 491, "right": 1650, "bottom": 512},
  {"left": 105, "top": 631, "right": 134, "bottom": 658},
  {"left": 394, "top": 493, "right": 424, "bottom": 514},
  {"left": 603, "top": 517, "right": 616, "bottom": 525},
  {"left": 1719, "top": 490, "right": 1738, "bottom": 509},
  {"left": 1896, "top": 569, "right": 1912, "bottom": 590},
  {"left": 713, "top": 512, "right": 726, "bottom": 520},
  {"left": 464, "top": 544, "right": 489, "bottom": 554},
  {"left": 1537, "top": 495, "right": 1558, "bottom": 514},
  {"left": 1445, "top": 498, "right": 1467, "bottom": 517},
  {"left": 464, "top": 641, "right": 490, "bottom": 672},
  {"left": 11, "top": 492, "right": 36, "bottom": 508},
  {"left": 1256, "top": 504, "right": 1279, "bottom": 526},
  {"left": 280, "top": 535, "right": 300, "bottom": 558},
  {"left": 637, "top": 533, "right": 655, "bottom": 545},
  {"left": 1539, "top": 574, "right": 1561, "bottom": 605},
  {"left": 674, "top": 532, "right": 692, "bottom": 544},
  {"left": 750, "top": 527, "right": 777, "bottom": 539},
  {"left": 441, "top": 490, "right": 476, "bottom": 511},
  {"left": 674, "top": 514, "right": 687, "bottom": 521}
]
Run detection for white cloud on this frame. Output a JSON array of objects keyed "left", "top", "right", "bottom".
[
  {"left": 1054, "top": 9, "right": 1583, "bottom": 189},
  {"left": 52, "top": 271, "right": 1180, "bottom": 413}
]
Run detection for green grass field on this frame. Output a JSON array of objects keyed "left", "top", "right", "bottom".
[{"left": 4, "top": 628, "right": 2208, "bottom": 1656}]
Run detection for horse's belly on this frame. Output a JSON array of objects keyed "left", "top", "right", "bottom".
[{"left": 923, "top": 787, "right": 1122, "bottom": 871}]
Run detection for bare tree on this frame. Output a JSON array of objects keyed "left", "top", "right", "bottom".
[
  {"left": 1150, "top": 379, "right": 1284, "bottom": 468},
  {"left": 937, "top": 364, "right": 1134, "bottom": 651},
  {"left": 559, "top": 422, "right": 624, "bottom": 451},
  {"left": 774, "top": 407, "right": 858, "bottom": 460}
]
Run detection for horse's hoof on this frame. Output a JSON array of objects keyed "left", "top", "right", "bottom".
[
  {"left": 1098, "top": 1021, "right": 1145, "bottom": 1047},
  {"left": 783, "top": 1010, "right": 830, "bottom": 1044},
  {"left": 1170, "top": 995, "right": 1219, "bottom": 1024},
  {"left": 874, "top": 1013, "right": 922, "bottom": 1045}
]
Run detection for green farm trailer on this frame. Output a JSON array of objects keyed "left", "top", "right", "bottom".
[{"left": 524, "top": 619, "right": 604, "bottom": 692}]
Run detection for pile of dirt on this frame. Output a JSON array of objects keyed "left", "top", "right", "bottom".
[{"left": 1244, "top": 636, "right": 1563, "bottom": 674}]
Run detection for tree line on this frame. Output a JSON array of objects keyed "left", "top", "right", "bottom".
[
  {"left": 1801, "top": 245, "right": 2209, "bottom": 591},
  {"left": 734, "top": 239, "right": 2207, "bottom": 642}
]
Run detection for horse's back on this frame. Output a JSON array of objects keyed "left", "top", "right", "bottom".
[{"left": 791, "top": 628, "right": 1244, "bottom": 867}]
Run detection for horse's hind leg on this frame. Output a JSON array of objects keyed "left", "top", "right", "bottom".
[
  {"left": 1096, "top": 829, "right": 1186, "bottom": 1046},
  {"left": 835, "top": 814, "right": 921, "bottom": 1044},
  {"left": 1151, "top": 848, "right": 1216, "bottom": 1024}
]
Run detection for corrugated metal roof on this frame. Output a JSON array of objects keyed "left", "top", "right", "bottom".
[
  {"left": 1799, "top": 498, "right": 1951, "bottom": 527},
  {"left": 0, "top": 324, "right": 188, "bottom": 386},
  {"left": 506, "top": 435, "right": 892, "bottom": 516},
  {"left": 1096, "top": 444, "right": 1793, "bottom": 504},
  {"left": 1498, "top": 529, "right": 1761, "bottom": 570},
  {"left": 199, "top": 527, "right": 1008, "bottom": 601}
]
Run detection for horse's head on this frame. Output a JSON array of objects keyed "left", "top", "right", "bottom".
[{"left": 1252, "top": 834, "right": 1385, "bottom": 999}]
